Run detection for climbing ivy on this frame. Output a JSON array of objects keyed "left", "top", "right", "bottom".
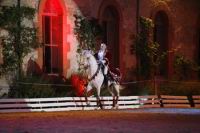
[
  {"left": 131, "top": 16, "right": 167, "bottom": 79},
  {"left": 74, "top": 14, "right": 102, "bottom": 52},
  {"left": 74, "top": 14, "right": 102, "bottom": 74},
  {"left": 0, "top": 4, "right": 39, "bottom": 78}
]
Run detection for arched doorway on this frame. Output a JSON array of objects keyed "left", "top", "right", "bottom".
[
  {"left": 101, "top": 6, "right": 120, "bottom": 70},
  {"left": 154, "top": 11, "right": 169, "bottom": 77},
  {"left": 197, "top": 17, "right": 200, "bottom": 78},
  {"left": 42, "top": 0, "right": 63, "bottom": 74}
]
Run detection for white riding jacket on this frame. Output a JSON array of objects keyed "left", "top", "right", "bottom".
[{"left": 97, "top": 50, "right": 106, "bottom": 64}]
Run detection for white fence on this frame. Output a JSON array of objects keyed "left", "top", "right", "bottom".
[{"left": 0, "top": 95, "right": 199, "bottom": 113}]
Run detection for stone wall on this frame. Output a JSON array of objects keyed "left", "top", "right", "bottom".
[
  {"left": 0, "top": 0, "right": 200, "bottom": 81},
  {"left": 139, "top": 0, "right": 200, "bottom": 78}
]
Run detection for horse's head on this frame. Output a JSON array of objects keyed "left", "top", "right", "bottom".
[
  {"left": 79, "top": 50, "right": 95, "bottom": 71},
  {"left": 82, "top": 50, "right": 94, "bottom": 58}
]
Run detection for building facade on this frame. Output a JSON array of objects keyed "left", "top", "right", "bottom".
[{"left": 0, "top": 0, "right": 200, "bottom": 81}]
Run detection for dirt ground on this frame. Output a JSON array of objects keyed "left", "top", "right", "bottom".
[{"left": 0, "top": 109, "right": 200, "bottom": 133}]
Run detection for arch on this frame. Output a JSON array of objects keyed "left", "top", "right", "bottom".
[
  {"left": 196, "top": 15, "right": 200, "bottom": 78},
  {"left": 38, "top": 0, "right": 69, "bottom": 75},
  {"left": 154, "top": 11, "right": 169, "bottom": 77},
  {"left": 151, "top": 4, "right": 174, "bottom": 78},
  {"left": 98, "top": 0, "right": 122, "bottom": 72}
]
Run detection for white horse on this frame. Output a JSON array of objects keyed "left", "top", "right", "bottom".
[{"left": 81, "top": 50, "right": 121, "bottom": 109}]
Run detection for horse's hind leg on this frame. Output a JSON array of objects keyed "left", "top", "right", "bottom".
[
  {"left": 108, "top": 84, "right": 117, "bottom": 108},
  {"left": 113, "top": 84, "right": 120, "bottom": 109},
  {"left": 96, "top": 87, "right": 103, "bottom": 109},
  {"left": 115, "top": 96, "right": 119, "bottom": 107},
  {"left": 96, "top": 96, "right": 103, "bottom": 109}
]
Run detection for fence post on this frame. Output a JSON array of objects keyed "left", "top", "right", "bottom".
[
  {"left": 158, "top": 95, "right": 163, "bottom": 107},
  {"left": 187, "top": 95, "right": 194, "bottom": 107}
]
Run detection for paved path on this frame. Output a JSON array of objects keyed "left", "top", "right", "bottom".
[{"left": 0, "top": 108, "right": 200, "bottom": 133}]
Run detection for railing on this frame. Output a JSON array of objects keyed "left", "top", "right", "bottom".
[
  {"left": 0, "top": 95, "right": 199, "bottom": 113},
  {"left": 1, "top": 79, "right": 200, "bottom": 113},
  {"left": 193, "top": 96, "right": 200, "bottom": 108}
]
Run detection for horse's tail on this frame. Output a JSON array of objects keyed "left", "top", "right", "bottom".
[
  {"left": 117, "top": 84, "right": 124, "bottom": 90},
  {"left": 114, "top": 68, "right": 124, "bottom": 91},
  {"left": 114, "top": 68, "right": 122, "bottom": 83},
  {"left": 115, "top": 68, "right": 121, "bottom": 78}
]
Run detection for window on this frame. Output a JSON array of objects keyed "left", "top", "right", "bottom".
[{"left": 42, "top": 0, "right": 63, "bottom": 74}]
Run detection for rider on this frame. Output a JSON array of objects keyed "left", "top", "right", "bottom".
[{"left": 97, "top": 43, "right": 109, "bottom": 84}]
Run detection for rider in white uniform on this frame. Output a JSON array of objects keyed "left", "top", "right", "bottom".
[
  {"left": 97, "top": 43, "right": 109, "bottom": 84},
  {"left": 98, "top": 43, "right": 107, "bottom": 63}
]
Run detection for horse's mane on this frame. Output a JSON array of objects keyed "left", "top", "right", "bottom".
[{"left": 83, "top": 50, "right": 97, "bottom": 64}]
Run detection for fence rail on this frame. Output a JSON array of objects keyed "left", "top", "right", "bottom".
[
  {"left": 0, "top": 95, "right": 199, "bottom": 113},
  {"left": 193, "top": 96, "right": 200, "bottom": 108}
]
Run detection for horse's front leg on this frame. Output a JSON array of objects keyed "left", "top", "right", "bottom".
[
  {"left": 84, "top": 84, "right": 92, "bottom": 106},
  {"left": 84, "top": 91, "right": 90, "bottom": 106}
]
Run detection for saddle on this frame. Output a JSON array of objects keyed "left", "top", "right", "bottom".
[
  {"left": 107, "top": 68, "right": 121, "bottom": 83},
  {"left": 102, "top": 67, "right": 121, "bottom": 86},
  {"left": 94, "top": 53, "right": 121, "bottom": 84}
]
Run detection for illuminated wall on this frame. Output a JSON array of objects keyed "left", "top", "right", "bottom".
[
  {"left": 38, "top": 0, "right": 80, "bottom": 78},
  {"left": 0, "top": 0, "right": 200, "bottom": 81}
]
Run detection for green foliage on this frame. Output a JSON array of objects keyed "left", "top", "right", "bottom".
[
  {"left": 0, "top": 6, "right": 35, "bottom": 29},
  {"left": 174, "top": 55, "right": 199, "bottom": 80},
  {"left": 132, "top": 17, "right": 167, "bottom": 79},
  {"left": 74, "top": 14, "right": 102, "bottom": 74},
  {"left": 8, "top": 76, "right": 75, "bottom": 98},
  {"left": 131, "top": 17, "right": 153, "bottom": 78},
  {"left": 0, "top": 5, "right": 38, "bottom": 77},
  {"left": 74, "top": 14, "right": 102, "bottom": 52}
]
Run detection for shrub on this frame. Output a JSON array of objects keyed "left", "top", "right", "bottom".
[{"left": 8, "top": 76, "right": 75, "bottom": 98}]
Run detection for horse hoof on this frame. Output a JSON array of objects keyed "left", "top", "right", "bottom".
[
  {"left": 111, "top": 106, "right": 116, "bottom": 110},
  {"left": 86, "top": 101, "right": 91, "bottom": 106},
  {"left": 112, "top": 105, "right": 119, "bottom": 110},
  {"left": 95, "top": 107, "right": 101, "bottom": 110}
]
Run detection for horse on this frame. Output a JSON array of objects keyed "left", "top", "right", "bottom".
[{"left": 81, "top": 50, "right": 122, "bottom": 109}]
